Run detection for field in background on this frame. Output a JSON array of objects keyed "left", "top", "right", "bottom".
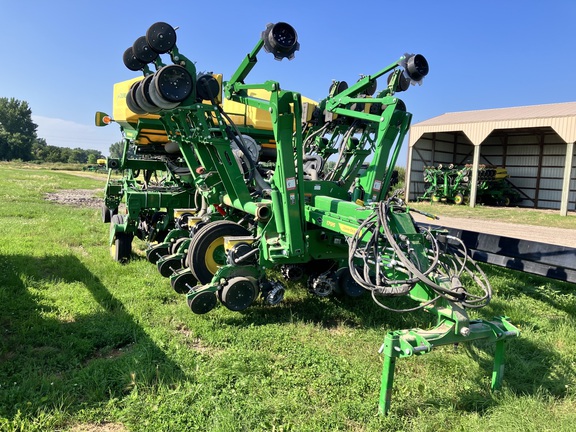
[{"left": 1, "top": 165, "right": 575, "bottom": 431}]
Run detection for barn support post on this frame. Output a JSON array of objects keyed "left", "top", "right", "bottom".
[
  {"left": 405, "top": 145, "right": 414, "bottom": 201},
  {"left": 469, "top": 144, "right": 481, "bottom": 208},
  {"left": 560, "top": 141, "right": 575, "bottom": 216}
]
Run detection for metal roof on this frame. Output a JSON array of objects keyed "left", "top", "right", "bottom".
[{"left": 409, "top": 101, "right": 576, "bottom": 146}]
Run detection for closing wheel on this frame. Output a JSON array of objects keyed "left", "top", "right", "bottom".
[
  {"left": 101, "top": 204, "right": 117, "bottom": 223},
  {"left": 335, "top": 267, "right": 366, "bottom": 297},
  {"left": 111, "top": 233, "right": 133, "bottom": 263},
  {"left": 187, "top": 291, "right": 217, "bottom": 315},
  {"left": 146, "top": 243, "right": 170, "bottom": 264},
  {"left": 146, "top": 22, "right": 177, "bottom": 54},
  {"left": 158, "top": 256, "right": 183, "bottom": 278},
  {"left": 126, "top": 82, "right": 147, "bottom": 115},
  {"left": 431, "top": 195, "right": 440, "bottom": 202},
  {"left": 110, "top": 214, "right": 133, "bottom": 263},
  {"left": 132, "top": 35, "right": 158, "bottom": 64},
  {"left": 170, "top": 271, "right": 197, "bottom": 294},
  {"left": 454, "top": 193, "right": 464, "bottom": 205},
  {"left": 154, "top": 65, "right": 193, "bottom": 103},
  {"left": 148, "top": 73, "right": 180, "bottom": 109},
  {"left": 186, "top": 220, "right": 251, "bottom": 284},
  {"left": 220, "top": 276, "right": 258, "bottom": 311},
  {"left": 123, "top": 47, "right": 146, "bottom": 71},
  {"left": 135, "top": 74, "right": 161, "bottom": 113}
]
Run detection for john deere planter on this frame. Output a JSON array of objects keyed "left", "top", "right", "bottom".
[
  {"left": 97, "top": 21, "right": 519, "bottom": 414},
  {"left": 420, "top": 163, "right": 521, "bottom": 205}
]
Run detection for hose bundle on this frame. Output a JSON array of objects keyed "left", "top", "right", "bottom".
[{"left": 348, "top": 195, "right": 492, "bottom": 312}]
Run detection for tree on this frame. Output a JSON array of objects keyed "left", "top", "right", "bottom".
[
  {"left": 67, "top": 149, "right": 85, "bottom": 164},
  {"left": 0, "top": 98, "right": 37, "bottom": 161},
  {"left": 108, "top": 141, "right": 125, "bottom": 159}
]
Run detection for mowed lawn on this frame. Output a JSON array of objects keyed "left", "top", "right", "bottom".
[{"left": 1, "top": 165, "right": 575, "bottom": 431}]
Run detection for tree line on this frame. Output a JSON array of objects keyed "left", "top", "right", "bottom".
[{"left": 0, "top": 97, "right": 106, "bottom": 164}]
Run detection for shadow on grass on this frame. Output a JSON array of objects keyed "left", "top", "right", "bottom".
[
  {"left": 411, "top": 299, "right": 573, "bottom": 415},
  {"left": 214, "top": 270, "right": 570, "bottom": 416},
  {"left": 218, "top": 284, "right": 437, "bottom": 332},
  {"left": 0, "top": 253, "right": 186, "bottom": 421}
]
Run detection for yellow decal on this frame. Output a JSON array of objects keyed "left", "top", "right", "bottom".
[{"left": 338, "top": 223, "right": 357, "bottom": 235}]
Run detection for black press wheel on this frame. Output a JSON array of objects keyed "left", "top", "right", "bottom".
[
  {"left": 146, "top": 22, "right": 177, "bottom": 54},
  {"left": 148, "top": 73, "right": 180, "bottom": 110},
  {"left": 153, "top": 65, "right": 193, "bottom": 103},
  {"left": 123, "top": 47, "right": 146, "bottom": 71},
  {"left": 187, "top": 291, "right": 217, "bottom": 314},
  {"left": 126, "top": 82, "right": 147, "bottom": 115},
  {"left": 186, "top": 220, "right": 250, "bottom": 284},
  {"left": 171, "top": 271, "right": 197, "bottom": 294},
  {"left": 102, "top": 204, "right": 115, "bottom": 223},
  {"left": 132, "top": 35, "right": 158, "bottom": 64},
  {"left": 157, "top": 256, "right": 183, "bottom": 278},
  {"left": 146, "top": 243, "right": 170, "bottom": 264},
  {"left": 112, "top": 233, "right": 133, "bottom": 263},
  {"left": 136, "top": 74, "right": 161, "bottom": 113},
  {"left": 220, "top": 276, "right": 258, "bottom": 311},
  {"left": 110, "top": 214, "right": 133, "bottom": 263}
]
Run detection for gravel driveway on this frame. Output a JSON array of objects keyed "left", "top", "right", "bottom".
[{"left": 411, "top": 212, "right": 576, "bottom": 248}]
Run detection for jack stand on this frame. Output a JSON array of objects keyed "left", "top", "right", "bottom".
[{"left": 378, "top": 316, "right": 519, "bottom": 415}]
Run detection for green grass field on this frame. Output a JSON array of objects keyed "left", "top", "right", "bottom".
[{"left": 1, "top": 165, "right": 575, "bottom": 431}]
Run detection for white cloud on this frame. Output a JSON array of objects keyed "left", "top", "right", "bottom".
[{"left": 33, "top": 115, "right": 122, "bottom": 156}]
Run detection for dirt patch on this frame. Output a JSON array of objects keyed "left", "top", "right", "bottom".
[
  {"left": 45, "top": 189, "right": 103, "bottom": 209},
  {"left": 68, "top": 422, "right": 127, "bottom": 432}
]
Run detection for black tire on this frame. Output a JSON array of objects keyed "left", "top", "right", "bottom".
[
  {"left": 146, "top": 243, "right": 170, "bottom": 264},
  {"left": 220, "top": 276, "right": 258, "bottom": 311},
  {"left": 148, "top": 73, "right": 180, "bottom": 109},
  {"left": 146, "top": 22, "right": 177, "bottom": 54},
  {"left": 110, "top": 215, "right": 133, "bottom": 263},
  {"left": 135, "top": 78, "right": 161, "bottom": 113},
  {"left": 112, "top": 233, "right": 133, "bottom": 263},
  {"left": 126, "top": 82, "right": 147, "bottom": 114},
  {"left": 186, "top": 221, "right": 250, "bottom": 284},
  {"left": 171, "top": 271, "right": 197, "bottom": 294},
  {"left": 132, "top": 35, "right": 158, "bottom": 64},
  {"left": 154, "top": 65, "right": 193, "bottom": 103},
  {"left": 157, "top": 256, "right": 183, "bottom": 278},
  {"left": 187, "top": 291, "right": 217, "bottom": 314},
  {"left": 136, "top": 74, "right": 161, "bottom": 113},
  {"left": 123, "top": 47, "right": 146, "bottom": 71},
  {"left": 102, "top": 204, "right": 111, "bottom": 223}
]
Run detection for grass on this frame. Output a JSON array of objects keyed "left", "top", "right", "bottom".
[
  {"left": 408, "top": 200, "right": 576, "bottom": 230},
  {"left": 1, "top": 164, "right": 575, "bottom": 431}
]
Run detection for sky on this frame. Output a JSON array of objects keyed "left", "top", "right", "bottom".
[{"left": 1, "top": 1, "right": 575, "bottom": 164}]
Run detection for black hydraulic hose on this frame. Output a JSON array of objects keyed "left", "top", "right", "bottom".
[{"left": 347, "top": 195, "right": 492, "bottom": 311}]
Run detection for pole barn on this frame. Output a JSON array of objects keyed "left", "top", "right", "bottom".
[{"left": 406, "top": 102, "right": 576, "bottom": 215}]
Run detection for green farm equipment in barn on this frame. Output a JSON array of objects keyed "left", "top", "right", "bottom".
[
  {"left": 420, "top": 163, "right": 520, "bottom": 205},
  {"left": 99, "top": 21, "right": 519, "bottom": 414}
]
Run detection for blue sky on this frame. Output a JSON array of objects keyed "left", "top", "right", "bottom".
[{"left": 1, "top": 1, "right": 575, "bottom": 164}]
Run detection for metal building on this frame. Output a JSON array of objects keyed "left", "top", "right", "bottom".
[{"left": 406, "top": 101, "right": 576, "bottom": 215}]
